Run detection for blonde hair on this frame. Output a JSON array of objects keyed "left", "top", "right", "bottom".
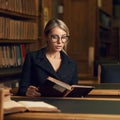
[{"left": 44, "top": 18, "right": 70, "bottom": 52}]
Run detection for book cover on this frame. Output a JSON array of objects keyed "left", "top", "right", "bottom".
[
  {"left": 64, "top": 85, "right": 94, "bottom": 97},
  {"left": 40, "top": 79, "right": 68, "bottom": 97},
  {"left": 39, "top": 76, "right": 94, "bottom": 97}
]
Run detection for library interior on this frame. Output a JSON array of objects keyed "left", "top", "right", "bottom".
[{"left": 1, "top": 0, "right": 120, "bottom": 120}]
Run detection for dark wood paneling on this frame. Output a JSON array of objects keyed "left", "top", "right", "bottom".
[{"left": 63, "top": 0, "right": 97, "bottom": 76}]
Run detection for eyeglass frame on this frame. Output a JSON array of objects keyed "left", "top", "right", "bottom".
[{"left": 50, "top": 34, "right": 70, "bottom": 43}]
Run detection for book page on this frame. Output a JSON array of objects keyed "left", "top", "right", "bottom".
[
  {"left": 18, "top": 101, "right": 60, "bottom": 112},
  {"left": 4, "top": 100, "right": 60, "bottom": 114},
  {"left": 71, "top": 85, "right": 95, "bottom": 88},
  {"left": 47, "top": 76, "right": 72, "bottom": 90},
  {"left": 4, "top": 100, "right": 26, "bottom": 114}
]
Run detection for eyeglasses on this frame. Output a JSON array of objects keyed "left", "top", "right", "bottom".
[{"left": 50, "top": 34, "right": 70, "bottom": 43}]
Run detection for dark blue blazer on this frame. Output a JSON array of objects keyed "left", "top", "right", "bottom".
[{"left": 17, "top": 48, "right": 78, "bottom": 96}]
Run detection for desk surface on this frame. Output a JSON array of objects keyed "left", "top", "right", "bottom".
[
  {"left": 87, "top": 83, "right": 120, "bottom": 96},
  {"left": 11, "top": 97, "right": 120, "bottom": 114},
  {"left": 4, "top": 97, "right": 120, "bottom": 120}
]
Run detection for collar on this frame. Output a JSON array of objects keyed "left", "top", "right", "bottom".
[{"left": 35, "top": 47, "right": 73, "bottom": 79}]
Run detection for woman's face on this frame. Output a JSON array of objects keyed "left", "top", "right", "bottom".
[{"left": 47, "top": 26, "right": 68, "bottom": 52}]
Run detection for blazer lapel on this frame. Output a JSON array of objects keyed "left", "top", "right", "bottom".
[{"left": 35, "top": 49, "right": 58, "bottom": 78}]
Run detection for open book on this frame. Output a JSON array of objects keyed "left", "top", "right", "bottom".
[
  {"left": 4, "top": 100, "right": 60, "bottom": 114},
  {"left": 39, "top": 76, "right": 94, "bottom": 97}
]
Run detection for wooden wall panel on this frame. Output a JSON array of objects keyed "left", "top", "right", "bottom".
[{"left": 63, "top": 0, "right": 97, "bottom": 77}]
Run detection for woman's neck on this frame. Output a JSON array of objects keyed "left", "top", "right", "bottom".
[{"left": 46, "top": 49, "right": 61, "bottom": 59}]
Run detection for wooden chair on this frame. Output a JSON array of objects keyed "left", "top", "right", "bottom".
[
  {"left": 0, "top": 87, "right": 11, "bottom": 120},
  {"left": 98, "top": 64, "right": 120, "bottom": 83},
  {"left": 0, "top": 88, "right": 4, "bottom": 120}
]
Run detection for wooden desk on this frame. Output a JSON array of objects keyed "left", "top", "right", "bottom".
[
  {"left": 88, "top": 83, "right": 120, "bottom": 97},
  {"left": 4, "top": 97, "right": 120, "bottom": 120},
  {"left": 89, "top": 89, "right": 120, "bottom": 97},
  {"left": 4, "top": 112, "right": 120, "bottom": 120}
]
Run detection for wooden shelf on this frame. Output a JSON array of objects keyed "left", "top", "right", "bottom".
[
  {"left": 0, "top": 67, "right": 22, "bottom": 83},
  {"left": 0, "top": 0, "right": 39, "bottom": 85},
  {"left": 0, "top": 9, "right": 37, "bottom": 20},
  {"left": 0, "top": 40, "right": 38, "bottom": 44},
  {"left": 0, "top": 67, "right": 22, "bottom": 77}
]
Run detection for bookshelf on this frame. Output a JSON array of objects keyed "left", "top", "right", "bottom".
[
  {"left": 97, "top": 9, "right": 112, "bottom": 58},
  {"left": 0, "top": 0, "right": 39, "bottom": 85},
  {"left": 112, "top": 0, "right": 120, "bottom": 59},
  {"left": 93, "top": 0, "right": 118, "bottom": 77},
  {"left": 95, "top": 0, "right": 113, "bottom": 59},
  {"left": 113, "top": 0, "right": 120, "bottom": 19}
]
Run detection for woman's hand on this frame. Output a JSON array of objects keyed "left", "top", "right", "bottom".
[{"left": 26, "top": 85, "right": 41, "bottom": 97}]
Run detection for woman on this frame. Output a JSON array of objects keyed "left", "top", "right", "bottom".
[{"left": 17, "top": 18, "right": 78, "bottom": 97}]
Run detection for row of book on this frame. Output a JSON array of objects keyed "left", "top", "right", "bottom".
[
  {"left": 99, "top": 10, "right": 111, "bottom": 29},
  {"left": 99, "top": 27, "right": 111, "bottom": 57},
  {"left": 0, "top": 0, "right": 37, "bottom": 16},
  {"left": 0, "top": 17, "right": 38, "bottom": 40},
  {"left": 0, "top": 45, "right": 26, "bottom": 68}
]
